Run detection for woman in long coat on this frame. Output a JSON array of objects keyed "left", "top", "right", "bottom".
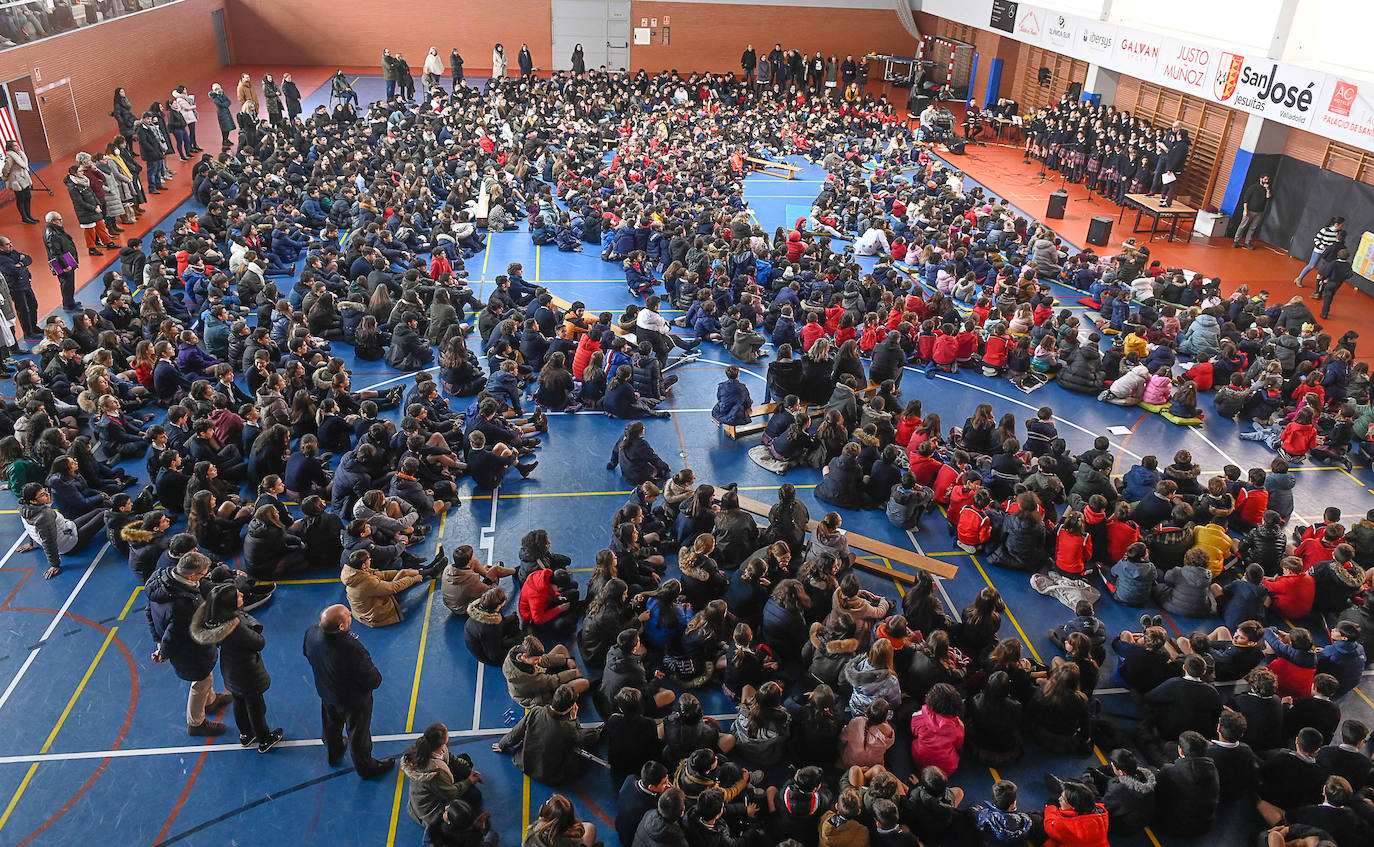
[
  {"left": 491, "top": 44, "right": 508, "bottom": 79},
  {"left": 261, "top": 73, "right": 284, "bottom": 127},
  {"left": 208, "top": 83, "right": 236, "bottom": 149}
]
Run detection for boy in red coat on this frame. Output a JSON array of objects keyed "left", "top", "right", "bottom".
[
  {"left": 1264, "top": 556, "right": 1315, "bottom": 619},
  {"left": 956, "top": 490, "right": 993, "bottom": 553},
  {"left": 1042, "top": 782, "right": 1110, "bottom": 847},
  {"left": 982, "top": 322, "right": 1012, "bottom": 376},
  {"left": 928, "top": 323, "right": 959, "bottom": 377}
]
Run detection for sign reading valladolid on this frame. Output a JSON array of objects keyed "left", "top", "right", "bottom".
[{"left": 918, "top": 0, "right": 1374, "bottom": 153}]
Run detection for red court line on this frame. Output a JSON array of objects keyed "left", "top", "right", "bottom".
[
  {"left": 2, "top": 608, "right": 140, "bottom": 847},
  {"left": 1110, "top": 412, "right": 1150, "bottom": 476},
  {"left": 569, "top": 783, "right": 616, "bottom": 829},
  {"left": 150, "top": 733, "right": 220, "bottom": 845}
]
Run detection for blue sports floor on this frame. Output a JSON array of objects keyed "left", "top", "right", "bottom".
[{"left": 0, "top": 74, "right": 1370, "bottom": 847}]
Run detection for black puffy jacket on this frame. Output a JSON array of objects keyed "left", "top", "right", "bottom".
[
  {"left": 191, "top": 607, "right": 271, "bottom": 695},
  {"left": 989, "top": 512, "right": 1050, "bottom": 572},
  {"left": 1059, "top": 344, "right": 1103, "bottom": 393},
  {"left": 1239, "top": 523, "right": 1287, "bottom": 575}
]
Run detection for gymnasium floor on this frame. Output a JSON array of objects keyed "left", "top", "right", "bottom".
[{"left": 0, "top": 73, "right": 1370, "bottom": 847}]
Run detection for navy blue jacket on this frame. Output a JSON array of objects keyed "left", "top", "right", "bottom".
[
  {"left": 145, "top": 567, "right": 216, "bottom": 681},
  {"left": 302, "top": 623, "right": 382, "bottom": 709}
]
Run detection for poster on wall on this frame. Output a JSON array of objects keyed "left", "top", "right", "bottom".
[{"left": 1354, "top": 230, "right": 1374, "bottom": 281}]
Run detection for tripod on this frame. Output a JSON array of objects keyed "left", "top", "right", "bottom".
[{"left": 0, "top": 167, "right": 54, "bottom": 210}]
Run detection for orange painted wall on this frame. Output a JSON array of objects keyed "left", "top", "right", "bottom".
[
  {"left": 0, "top": 0, "right": 225, "bottom": 159},
  {"left": 223, "top": 0, "right": 554, "bottom": 71},
  {"left": 627, "top": 2, "right": 919, "bottom": 73}
]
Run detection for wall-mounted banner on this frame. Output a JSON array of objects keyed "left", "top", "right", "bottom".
[{"left": 922, "top": 0, "right": 1374, "bottom": 152}]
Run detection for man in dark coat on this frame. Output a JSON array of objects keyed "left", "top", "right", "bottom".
[
  {"left": 1152, "top": 122, "right": 1190, "bottom": 207},
  {"left": 1143, "top": 655, "right": 1222, "bottom": 740},
  {"left": 0, "top": 235, "right": 41, "bottom": 337},
  {"left": 42, "top": 212, "right": 80, "bottom": 314},
  {"left": 302, "top": 603, "right": 392, "bottom": 778},
  {"left": 740, "top": 45, "right": 757, "bottom": 85},
  {"left": 146, "top": 553, "right": 232, "bottom": 736},
  {"left": 135, "top": 113, "right": 168, "bottom": 192}
]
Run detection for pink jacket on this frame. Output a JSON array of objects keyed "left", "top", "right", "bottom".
[
  {"left": 1141, "top": 375, "right": 1173, "bottom": 405},
  {"left": 910, "top": 707, "right": 964, "bottom": 775}
]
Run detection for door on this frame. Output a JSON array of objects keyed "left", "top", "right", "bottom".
[
  {"left": 3, "top": 76, "right": 50, "bottom": 162},
  {"left": 605, "top": 0, "right": 630, "bottom": 71},
  {"left": 211, "top": 8, "right": 230, "bottom": 66},
  {"left": 551, "top": 0, "right": 631, "bottom": 72}
]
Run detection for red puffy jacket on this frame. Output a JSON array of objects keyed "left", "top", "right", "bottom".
[
  {"left": 517, "top": 568, "right": 569, "bottom": 626},
  {"left": 1043, "top": 803, "right": 1110, "bottom": 847},
  {"left": 1280, "top": 422, "right": 1317, "bottom": 457}
]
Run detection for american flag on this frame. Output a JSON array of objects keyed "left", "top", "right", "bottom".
[{"left": 0, "top": 105, "right": 19, "bottom": 146}]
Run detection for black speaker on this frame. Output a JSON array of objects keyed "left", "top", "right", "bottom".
[
  {"left": 1086, "top": 215, "right": 1113, "bottom": 246},
  {"left": 1037, "top": 67, "right": 1051, "bottom": 86},
  {"left": 1067, "top": 81, "right": 1083, "bottom": 100},
  {"left": 1046, "top": 190, "right": 1068, "bottom": 219},
  {"left": 908, "top": 92, "right": 931, "bottom": 112},
  {"left": 947, "top": 139, "right": 966, "bottom": 155}
]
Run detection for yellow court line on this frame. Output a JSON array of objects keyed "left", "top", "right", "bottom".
[
  {"left": 117, "top": 586, "right": 143, "bottom": 621},
  {"left": 1354, "top": 686, "right": 1374, "bottom": 711},
  {"left": 522, "top": 773, "right": 532, "bottom": 833},
  {"left": 385, "top": 577, "right": 438, "bottom": 847},
  {"left": 988, "top": 766, "right": 1002, "bottom": 782},
  {"left": 0, "top": 625, "right": 119, "bottom": 832},
  {"left": 535, "top": 245, "right": 541, "bottom": 283},
  {"left": 1337, "top": 466, "right": 1374, "bottom": 495},
  {"left": 967, "top": 553, "right": 1043, "bottom": 666},
  {"left": 934, "top": 505, "right": 1045, "bottom": 666},
  {"left": 270, "top": 578, "right": 342, "bottom": 586},
  {"left": 877, "top": 556, "right": 907, "bottom": 597}
]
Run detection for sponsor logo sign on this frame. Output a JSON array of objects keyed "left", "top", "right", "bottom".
[
  {"left": 1329, "top": 80, "right": 1357, "bottom": 117},
  {"left": 1214, "top": 52, "right": 1243, "bottom": 101},
  {"left": 1079, "top": 23, "right": 1114, "bottom": 55},
  {"left": 1156, "top": 39, "right": 1212, "bottom": 95},
  {"left": 1016, "top": 8, "right": 1041, "bottom": 38},
  {"left": 1044, "top": 14, "right": 1074, "bottom": 51},
  {"left": 1225, "top": 59, "right": 1321, "bottom": 126}
]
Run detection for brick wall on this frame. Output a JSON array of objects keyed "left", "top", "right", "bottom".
[
  {"left": 0, "top": 0, "right": 225, "bottom": 160},
  {"left": 223, "top": 0, "right": 918, "bottom": 78},
  {"left": 626, "top": 2, "right": 919, "bottom": 74},
  {"left": 223, "top": 0, "right": 554, "bottom": 71}
]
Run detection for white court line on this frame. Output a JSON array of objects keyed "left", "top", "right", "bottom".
[
  {"left": 0, "top": 544, "right": 109, "bottom": 715},
  {"left": 358, "top": 364, "right": 440, "bottom": 391},
  {"left": 472, "top": 491, "right": 500, "bottom": 732},
  {"left": 0, "top": 713, "right": 742, "bottom": 765},
  {"left": 0, "top": 536, "right": 28, "bottom": 571},
  {"left": 694, "top": 357, "right": 767, "bottom": 381},
  {"left": 918, "top": 367, "right": 1144, "bottom": 461},
  {"left": 1189, "top": 428, "right": 1239, "bottom": 467},
  {"left": 906, "top": 529, "right": 960, "bottom": 616}
]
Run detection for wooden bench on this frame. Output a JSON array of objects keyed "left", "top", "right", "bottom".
[
  {"left": 734, "top": 494, "right": 957, "bottom": 580},
  {"left": 548, "top": 295, "right": 637, "bottom": 344},
  {"left": 744, "top": 157, "right": 801, "bottom": 180},
  {"left": 723, "top": 402, "right": 822, "bottom": 439},
  {"left": 723, "top": 382, "right": 881, "bottom": 439}
]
